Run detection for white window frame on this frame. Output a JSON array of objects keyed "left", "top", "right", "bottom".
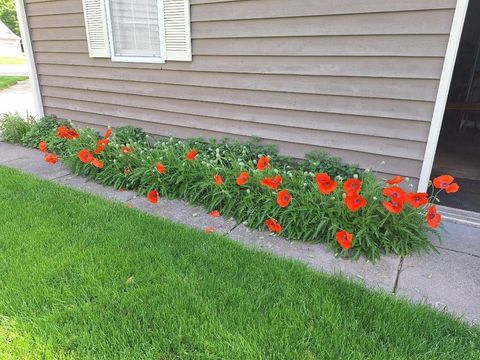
[{"left": 104, "top": 0, "right": 167, "bottom": 63}]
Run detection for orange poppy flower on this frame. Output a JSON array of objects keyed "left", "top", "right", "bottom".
[
  {"left": 277, "top": 189, "right": 291, "bottom": 208},
  {"left": 156, "top": 163, "right": 166, "bottom": 174},
  {"left": 92, "top": 158, "right": 104, "bottom": 169},
  {"left": 214, "top": 174, "right": 223, "bottom": 185},
  {"left": 124, "top": 168, "right": 131, "bottom": 175},
  {"left": 44, "top": 153, "right": 58, "bottom": 164},
  {"left": 209, "top": 210, "right": 220, "bottom": 217},
  {"left": 260, "top": 175, "right": 282, "bottom": 190},
  {"left": 387, "top": 175, "right": 404, "bottom": 185},
  {"left": 315, "top": 173, "right": 331, "bottom": 185},
  {"left": 383, "top": 186, "right": 407, "bottom": 203},
  {"left": 344, "top": 178, "right": 362, "bottom": 194},
  {"left": 265, "top": 218, "right": 282, "bottom": 233},
  {"left": 121, "top": 146, "right": 133, "bottom": 155},
  {"left": 408, "top": 192, "right": 429, "bottom": 208},
  {"left": 257, "top": 156, "right": 270, "bottom": 171},
  {"left": 104, "top": 128, "right": 112, "bottom": 138},
  {"left": 38, "top": 141, "right": 48, "bottom": 153},
  {"left": 317, "top": 179, "right": 337, "bottom": 195},
  {"left": 204, "top": 227, "right": 215, "bottom": 233},
  {"left": 336, "top": 230, "right": 353, "bottom": 250},
  {"left": 94, "top": 146, "right": 104, "bottom": 155},
  {"left": 345, "top": 193, "right": 367, "bottom": 212},
  {"left": 426, "top": 205, "right": 442, "bottom": 229},
  {"left": 78, "top": 149, "right": 94, "bottom": 164},
  {"left": 445, "top": 183, "right": 460, "bottom": 193},
  {"left": 236, "top": 171, "right": 249, "bottom": 186},
  {"left": 433, "top": 175, "right": 454, "bottom": 189},
  {"left": 57, "top": 125, "right": 79, "bottom": 140},
  {"left": 148, "top": 189, "right": 159, "bottom": 204},
  {"left": 186, "top": 149, "right": 198, "bottom": 160},
  {"left": 383, "top": 200, "right": 404, "bottom": 214}
]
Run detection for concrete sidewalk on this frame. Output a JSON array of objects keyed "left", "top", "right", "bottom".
[
  {"left": 0, "top": 81, "right": 35, "bottom": 116},
  {"left": 0, "top": 142, "right": 479, "bottom": 324}
]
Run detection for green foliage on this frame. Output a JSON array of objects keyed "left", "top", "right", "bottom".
[
  {"left": 0, "top": 112, "right": 34, "bottom": 143},
  {"left": 4, "top": 116, "right": 440, "bottom": 260},
  {"left": 112, "top": 125, "right": 148, "bottom": 145},
  {"left": 0, "top": 0, "right": 19, "bottom": 35}
]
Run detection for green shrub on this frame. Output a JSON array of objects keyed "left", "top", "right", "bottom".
[{"left": 0, "top": 113, "right": 35, "bottom": 144}]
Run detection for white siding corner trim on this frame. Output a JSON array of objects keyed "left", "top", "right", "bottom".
[
  {"left": 164, "top": 0, "right": 192, "bottom": 61},
  {"left": 82, "top": 0, "right": 111, "bottom": 58},
  {"left": 15, "top": 0, "right": 43, "bottom": 117},
  {"left": 418, "top": 0, "right": 470, "bottom": 192}
]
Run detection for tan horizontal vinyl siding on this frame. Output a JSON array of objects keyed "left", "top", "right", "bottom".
[{"left": 25, "top": 0, "right": 456, "bottom": 181}]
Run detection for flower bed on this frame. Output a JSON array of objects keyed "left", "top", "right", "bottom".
[{"left": 1, "top": 115, "right": 460, "bottom": 260}]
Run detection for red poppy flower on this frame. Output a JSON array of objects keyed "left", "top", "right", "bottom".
[
  {"left": 260, "top": 175, "right": 282, "bottom": 190},
  {"left": 78, "top": 149, "right": 94, "bottom": 164},
  {"left": 148, "top": 189, "right": 159, "bottom": 204},
  {"left": 94, "top": 146, "right": 104, "bottom": 155},
  {"left": 336, "top": 230, "right": 353, "bottom": 250},
  {"left": 156, "top": 163, "right": 166, "bottom": 174},
  {"left": 92, "top": 158, "right": 104, "bottom": 169},
  {"left": 408, "top": 192, "right": 429, "bottom": 208},
  {"left": 121, "top": 146, "right": 133, "bottom": 155},
  {"left": 57, "top": 125, "right": 79, "bottom": 140},
  {"left": 236, "top": 171, "right": 249, "bottom": 186},
  {"left": 315, "top": 173, "right": 331, "bottom": 185},
  {"left": 445, "top": 183, "right": 460, "bottom": 194},
  {"left": 209, "top": 210, "right": 220, "bottom": 217},
  {"left": 277, "top": 189, "right": 291, "bottom": 208},
  {"left": 433, "top": 175, "right": 454, "bottom": 189},
  {"left": 344, "top": 178, "right": 362, "bottom": 194},
  {"left": 186, "top": 149, "right": 198, "bottom": 160},
  {"left": 124, "top": 168, "right": 131, "bottom": 175},
  {"left": 426, "top": 205, "right": 442, "bottom": 228},
  {"left": 38, "top": 141, "right": 48, "bottom": 153},
  {"left": 204, "top": 227, "right": 215, "bottom": 233},
  {"left": 104, "top": 128, "right": 112, "bottom": 138},
  {"left": 387, "top": 175, "right": 404, "bottom": 185},
  {"left": 214, "top": 174, "right": 223, "bottom": 185},
  {"left": 383, "top": 200, "right": 404, "bottom": 214},
  {"left": 383, "top": 186, "right": 407, "bottom": 203},
  {"left": 318, "top": 179, "right": 337, "bottom": 195},
  {"left": 345, "top": 193, "right": 367, "bottom": 212},
  {"left": 265, "top": 218, "right": 282, "bottom": 233},
  {"left": 257, "top": 156, "right": 270, "bottom": 171},
  {"left": 44, "top": 153, "right": 58, "bottom": 164}
]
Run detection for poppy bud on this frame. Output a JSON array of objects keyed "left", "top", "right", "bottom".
[{"left": 353, "top": 174, "right": 358, "bottom": 179}]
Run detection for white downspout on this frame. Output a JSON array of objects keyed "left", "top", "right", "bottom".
[{"left": 15, "top": 0, "right": 44, "bottom": 117}]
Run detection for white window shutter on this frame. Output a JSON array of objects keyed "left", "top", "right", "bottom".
[
  {"left": 82, "top": 0, "right": 111, "bottom": 58},
  {"left": 164, "top": 0, "right": 192, "bottom": 61}
]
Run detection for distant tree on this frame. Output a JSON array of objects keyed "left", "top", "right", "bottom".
[{"left": 0, "top": 0, "right": 19, "bottom": 36}]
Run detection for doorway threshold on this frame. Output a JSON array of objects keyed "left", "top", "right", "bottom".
[{"left": 437, "top": 205, "right": 480, "bottom": 228}]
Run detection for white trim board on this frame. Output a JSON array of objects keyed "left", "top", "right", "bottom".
[
  {"left": 15, "top": 0, "right": 44, "bottom": 118},
  {"left": 418, "top": 0, "right": 470, "bottom": 192}
]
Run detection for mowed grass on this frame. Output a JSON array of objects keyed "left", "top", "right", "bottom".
[
  {"left": 0, "top": 166, "right": 478, "bottom": 359},
  {"left": 0, "top": 76, "right": 28, "bottom": 91},
  {"left": 0, "top": 56, "right": 27, "bottom": 64}
]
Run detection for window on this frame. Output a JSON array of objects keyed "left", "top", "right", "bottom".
[
  {"left": 82, "top": 0, "right": 191, "bottom": 62},
  {"left": 106, "top": 0, "right": 166, "bottom": 62}
]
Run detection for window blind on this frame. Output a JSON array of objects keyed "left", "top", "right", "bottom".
[{"left": 108, "top": 0, "right": 162, "bottom": 58}]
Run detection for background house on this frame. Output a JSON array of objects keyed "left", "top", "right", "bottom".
[
  {"left": 18, "top": 0, "right": 478, "bottom": 210},
  {"left": 0, "top": 18, "right": 21, "bottom": 56}
]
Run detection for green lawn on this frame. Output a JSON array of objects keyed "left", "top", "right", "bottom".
[
  {"left": 0, "top": 166, "right": 478, "bottom": 359},
  {"left": 0, "top": 76, "right": 28, "bottom": 91},
  {"left": 0, "top": 56, "right": 27, "bottom": 65}
]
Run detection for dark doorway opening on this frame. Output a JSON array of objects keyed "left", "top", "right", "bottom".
[{"left": 432, "top": 1, "right": 480, "bottom": 212}]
